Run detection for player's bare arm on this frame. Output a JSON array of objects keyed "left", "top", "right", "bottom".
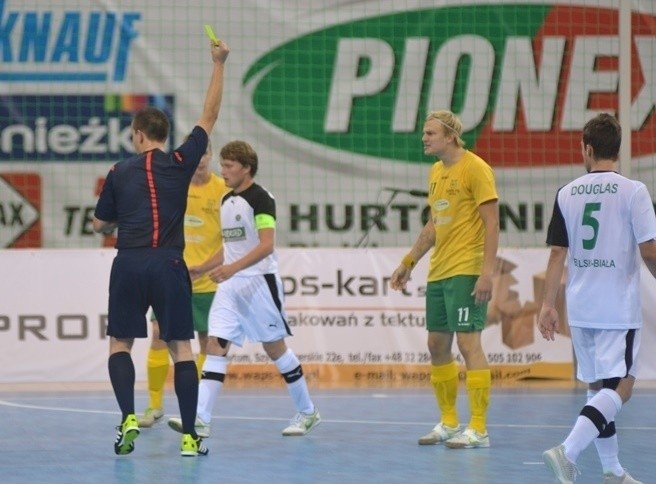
[
  {"left": 639, "top": 239, "right": 656, "bottom": 279},
  {"left": 92, "top": 216, "right": 117, "bottom": 235},
  {"left": 197, "top": 40, "right": 230, "bottom": 136},
  {"left": 390, "top": 218, "right": 435, "bottom": 291},
  {"left": 189, "top": 247, "right": 224, "bottom": 281},
  {"left": 209, "top": 227, "right": 274, "bottom": 283},
  {"left": 537, "top": 245, "right": 567, "bottom": 341},
  {"left": 472, "top": 199, "right": 499, "bottom": 304}
]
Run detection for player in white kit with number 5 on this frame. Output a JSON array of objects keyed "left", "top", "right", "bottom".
[
  {"left": 167, "top": 140, "right": 321, "bottom": 438},
  {"left": 539, "top": 113, "right": 656, "bottom": 484}
]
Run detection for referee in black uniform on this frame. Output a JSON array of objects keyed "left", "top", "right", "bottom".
[{"left": 93, "top": 38, "right": 229, "bottom": 457}]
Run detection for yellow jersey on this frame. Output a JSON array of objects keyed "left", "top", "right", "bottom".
[
  {"left": 184, "top": 173, "right": 229, "bottom": 293},
  {"left": 427, "top": 150, "right": 497, "bottom": 281}
]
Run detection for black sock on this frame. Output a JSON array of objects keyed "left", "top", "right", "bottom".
[
  {"left": 174, "top": 360, "right": 199, "bottom": 436},
  {"left": 108, "top": 351, "right": 135, "bottom": 420}
]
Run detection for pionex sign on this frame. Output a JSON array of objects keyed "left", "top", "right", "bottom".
[{"left": 243, "top": 4, "right": 656, "bottom": 167}]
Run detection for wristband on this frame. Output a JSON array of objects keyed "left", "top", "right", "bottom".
[{"left": 401, "top": 254, "right": 416, "bottom": 269}]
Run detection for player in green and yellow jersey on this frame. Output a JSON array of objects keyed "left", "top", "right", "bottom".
[{"left": 390, "top": 110, "right": 499, "bottom": 450}]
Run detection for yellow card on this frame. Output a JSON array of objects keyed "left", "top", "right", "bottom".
[{"left": 204, "top": 24, "right": 219, "bottom": 45}]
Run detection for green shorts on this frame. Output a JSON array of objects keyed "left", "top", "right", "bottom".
[
  {"left": 426, "top": 275, "right": 486, "bottom": 332},
  {"left": 150, "top": 292, "right": 215, "bottom": 333}
]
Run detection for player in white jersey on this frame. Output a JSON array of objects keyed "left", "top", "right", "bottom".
[
  {"left": 539, "top": 113, "right": 656, "bottom": 484},
  {"left": 167, "top": 140, "right": 321, "bottom": 438}
]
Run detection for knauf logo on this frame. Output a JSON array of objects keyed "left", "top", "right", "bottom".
[{"left": 0, "top": 0, "right": 140, "bottom": 82}]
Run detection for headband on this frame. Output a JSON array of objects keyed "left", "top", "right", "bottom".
[{"left": 433, "top": 117, "right": 462, "bottom": 138}]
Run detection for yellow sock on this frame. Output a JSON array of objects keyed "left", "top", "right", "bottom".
[
  {"left": 466, "top": 369, "right": 491, "bottom": 434},
  {"left": 195, "top": 353, "right": 207, "bottom": 380},
  {"left": 147, "top": 348, "right": 170, "bottom": 409},
  {"left": 430, "top": 361, "right": 459, "bottom": 428}
]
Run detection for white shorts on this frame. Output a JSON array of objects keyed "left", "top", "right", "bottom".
[
  {"left": 570, "top": 327, "right": 641, "bottom": 383},
  {"left": 208, "top": 273, "right": 292, "bottom": 346}
]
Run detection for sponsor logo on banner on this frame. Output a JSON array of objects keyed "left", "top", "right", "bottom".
[
  {"left": 0, "top": 172, "right": 40, "bottom": 247},
  {"left": 0, "top": 1, "right": 141, "bottom": 82},
  {"left": 243, "top": 3, "right": 656, "bottom": 167},
  {"left": 0, "top": 94, "right": 175, "bottom": 161}
]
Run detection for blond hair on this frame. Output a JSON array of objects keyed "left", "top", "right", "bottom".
[{"left": 425, "top": 110, "right": 465, "bottom": 148}]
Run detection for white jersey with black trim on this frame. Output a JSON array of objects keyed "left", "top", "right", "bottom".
[
  {"left": 546, "top": 171, "right": 656, "bottom": 329},
  {"left": 221, "top": 183, "right": 279, "bottom": 277}
]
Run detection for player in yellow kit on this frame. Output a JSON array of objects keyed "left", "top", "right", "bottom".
[
  {"left": 138, "top": 139, "right": 230, "bottom": 427},
  {"left": 390, "top": 110, "right": 499, "bottom": 449}
]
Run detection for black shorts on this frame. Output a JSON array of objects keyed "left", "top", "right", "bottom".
[{"left": 107, "top": 248, "right": 194, "bottom": 342}]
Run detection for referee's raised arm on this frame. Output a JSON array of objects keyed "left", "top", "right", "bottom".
[{"left": 197, "top": 39, "right": 230, "bottom": 136}]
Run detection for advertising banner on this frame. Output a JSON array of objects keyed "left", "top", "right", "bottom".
[
  {"left": 0, "top": 1, "right": 655, "bottom": 249},
  {"left": 5, "top": 246, "right": 650, "bottom": 385}
]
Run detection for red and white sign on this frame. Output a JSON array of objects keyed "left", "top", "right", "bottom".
[{"left": 0, "top": 173, "right": 41, "bottom": 247}]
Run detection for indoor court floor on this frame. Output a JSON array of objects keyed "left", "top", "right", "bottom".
[{"left": 0, "top": 382, "right": 653, "bottom": 484}]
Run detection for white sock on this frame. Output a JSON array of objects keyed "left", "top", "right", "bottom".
[
  {"left": 197, "top": 355, "right": 228, "bottom": 423},
  {"left": 595, "top": 434, "right": 623, "bottom": 476},
  {"left": 274, "top": 348, "right": 314, "bottom": 414},
  {"left": 564, "top": 388, "right": 622, "bottom": 463},
  {"left": 587, "top": 387, "right": 623, "bottom": 475}
]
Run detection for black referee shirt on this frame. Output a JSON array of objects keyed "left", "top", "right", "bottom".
[{"left": 94, "top": 125, "right": 208, "bottom": 250}]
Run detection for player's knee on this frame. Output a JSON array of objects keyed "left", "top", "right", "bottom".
[
  {"left": 151, "top": 321, "right": 161, "bottom": 340},
  {"left": 588, "top": 381, "right": 603, "bottom": 391},
  {"left": 602, "top": 377, "right": 634, "bottom": 403},
  {"left": 204, "top": 336, "right": 230, "bottom": 356},
  {"left": 427, "top": 333, "right": 452, "bottom": 357},
  {"left": 213, "top": 337, "right": 230, "bottom": 356},
  {"left": 602, "top": 377, "right": 620, "bottom": 390}
]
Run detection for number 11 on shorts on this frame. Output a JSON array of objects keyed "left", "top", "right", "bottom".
[{"left": 457, "top": 307, "right": 469, "bottom": 322}]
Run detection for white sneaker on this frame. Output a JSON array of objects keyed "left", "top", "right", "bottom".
[
  {"left": 417, "top": 422, "right": 461, "bottom": 445},
  {"left": 543, "top": 444, "right": 580, "bottom": 483},
  {"left": 282, "top": 408, "right": 321, "bottom": 436},
  {"left": 603, "top": 470, "right": 642, "bottom": 484},
  {"left": 167, "top": 416, "right": 211, "bottom": 438},
  {"left": 137, "top": 408, "right": 164, "bottom": 428},
  {"left": 444, "top": 427, "right": 490, "bottom": 449}
]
